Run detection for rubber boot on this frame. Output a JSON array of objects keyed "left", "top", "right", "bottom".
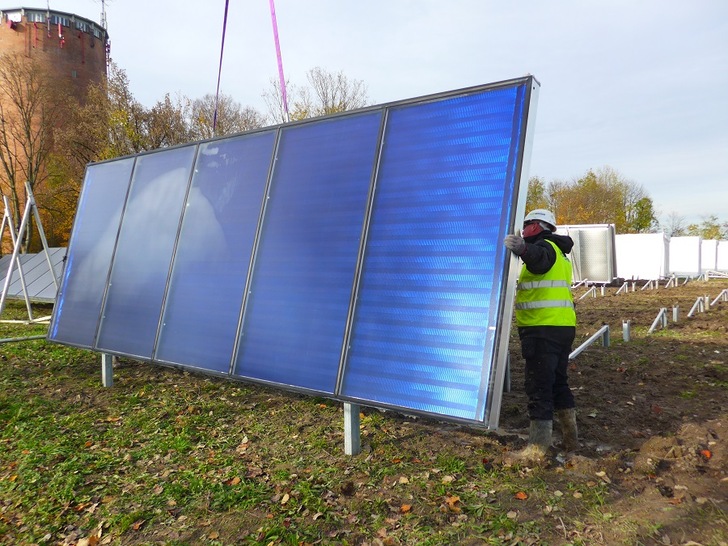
[
  {"left": 556, "top": 408, "right": 578, "bottom": 452},
  {"left": 509, "top": 420, "right": 552, "bottom": 465}
]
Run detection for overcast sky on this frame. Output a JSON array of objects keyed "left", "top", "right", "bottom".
[{"left": 36, "top": 0, "right": 728, "bottom": 226}]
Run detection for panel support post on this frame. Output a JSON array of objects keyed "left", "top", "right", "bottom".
[
  {"left": 102, "top": 353, "right": 114, "bottom": 387},
  {"left": 344, "top": 403, "right": 361, "bottom": 456},
  {"left": 622, "top": 320, "right": 631, "bottom": 342},
  {"left": 673, "top": 306, "right": 679, "bottom": 323}
]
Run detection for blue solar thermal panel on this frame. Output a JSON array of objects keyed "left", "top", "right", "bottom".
[
  {"left": 340, "top": 86, "right": 527, "bottom": 421},
  {"left": 155, "top": 132, "right": 276, "bottom": 372},
  {"left": 49, "top": 77, "right": 536, "bottom": 428},
  {"left": 95, "top": 145, "right": 197, "bottom": 358},
  {"left": 49, "top": 158, "right": 135, "bottom": 347},
  {"left": 233, "top": 112, "right": 382, "bottom": 392}
]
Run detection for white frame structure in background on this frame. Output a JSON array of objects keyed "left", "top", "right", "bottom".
[{"left": 0, "top": 182, "right": 59, "bottom": 321}]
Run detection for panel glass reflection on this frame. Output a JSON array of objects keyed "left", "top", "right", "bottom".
[
  {"left": 96, "top": 145, "right": 197, "bottom": 358},
  {"left": 234, "top": 112, "right": 382, "bottom": 392},
  {"left": 156, "top": 132, "right": 276, "bottom": 372},
  {"left": 341, "top": 85, "right": 527, "bottom": 421},
  {"left": 49, "top": 158, "right": 135, "bottom": 347}
]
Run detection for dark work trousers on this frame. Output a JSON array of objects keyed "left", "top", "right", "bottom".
[{"left": 518, "top": 325, "right": 576, "bottom": 421}]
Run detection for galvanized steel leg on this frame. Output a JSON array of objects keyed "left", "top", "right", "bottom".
[
  {"left": 344, "top": 403, "right": 361, "bottom": 455},
  {"left": 102, "top": 353, "right": 114, "bottom": 387}
]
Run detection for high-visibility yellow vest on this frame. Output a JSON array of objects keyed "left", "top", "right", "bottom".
[{"left": 515, "top": 239, "right": 576, "bottom": 327}]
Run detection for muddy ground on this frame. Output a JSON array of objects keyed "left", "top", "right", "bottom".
[{"left": 497, "top": 277, "right": 728, "bottom": 544}]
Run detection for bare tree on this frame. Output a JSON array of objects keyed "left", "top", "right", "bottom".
[
  {"left": 262, "top": 67, "right": 370, "bottom": 123},
  {"left": 306, "top": 66, "right": 369, "bottom": 115},
  {"left": 187, "top": 93, "right": 265, "bottom": 140},
  {"left": 661, "top": 211, "right": 687, "bottom": 237},
  {"left": 0, "top": 53, "right": 71, "bottom": 251}
]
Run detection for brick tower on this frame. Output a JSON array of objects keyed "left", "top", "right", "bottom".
[
  {"left": 0, "top": 7, "right": 109, "bottom": 251},
  {"left": 0, "top": 6, "right": 108, "bottom": 91}
]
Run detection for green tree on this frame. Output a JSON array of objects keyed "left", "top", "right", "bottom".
[
  {"left": 686, "top": 215, "right": 727, "bottom": 240},
  {"left": 525, "top": 176, "right": 549, "bottom": 211},
  {"left": 543, "top": 166, "right": 657, "bottom": 233}
]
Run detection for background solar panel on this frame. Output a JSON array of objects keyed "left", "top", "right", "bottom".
[
  {"left": 0, "top": 248, "right": 65, "bottom": 303},
  {"left": 49, "top": 158, "right": 135, "bottom": 347},
  {"left": 234, "top": 113, "right": 382, "bottom": 392},
  {"left": 155, "top": 133, "right": 276, "bottom": 372},
  {"left": 340, "top": 87, "right": 526, "bottom": 421},
  {"left": 95, "top": 145, "right": 197, "bottom": 358}
]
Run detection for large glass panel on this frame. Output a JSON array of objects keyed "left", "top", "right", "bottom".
[
  {"left": 48, "top": 158, "right": 135, "bottom": 347},
  {"left": 341, "top": 85, "right": 527, "bottom": 421},
  {"left": 155, "top": 132, "right": 276, "bottom": 372},
  {"left": 96, "top": 145, "right": 197, "bottom": 358},
  {"left": 234, "top": 112, "right": 382, "bottom": 392}
]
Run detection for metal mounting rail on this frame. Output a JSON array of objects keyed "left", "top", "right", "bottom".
[
  {"left": 577, "top": 286, "right": 597, "bottom": 301},
  {"left": 687, "top": 296, "right": 707, "bottom": 317},
  {"left": 569, "top": 324, "right": 610, "bottom": 360},
  {"left": 648, "top": 307, "right": 669, "bottom": 333},
  {"left": 710, "top": 289, "right": 728, "bottom": 307},
  {"left": 0, "top": 334, "right": 46, "bottom": 344}
]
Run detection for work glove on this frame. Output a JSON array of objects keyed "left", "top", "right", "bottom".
[{"left": 504, "top": 230, "right": 526, "bottom": 256}]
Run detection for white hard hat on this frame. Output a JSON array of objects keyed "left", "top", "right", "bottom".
[{"left": 524, "top": 209, "right": 557, "bottom": 231}]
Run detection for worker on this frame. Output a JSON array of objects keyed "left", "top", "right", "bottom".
[{"left": 503, "top": 208, "right": 578, "bottom": 463}]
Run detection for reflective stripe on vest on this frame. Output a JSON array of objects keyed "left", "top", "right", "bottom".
[
  {"left": 515, "top": 239, "right": 576, "bottom": 327},
  {"left": 517, "top": 280, "right": 570, "bottom": 290},
  {"left": 515, "top": 300, "right": 574, "bottom": 310}
]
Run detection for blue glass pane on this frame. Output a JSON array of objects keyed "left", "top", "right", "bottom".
[
  {"left": 49, "top": 158, "right": 134, "bottom": 347},
  {"left": 156, "top": 132, "right": 276, "bottom": 372},
  {"left": 96, "top": 145, "right": 197, "bottom": 358},
  {"left": 341, "top": 86, "right": 527, "bottom": 421},
  {"left": 234, "top": 112, "right": 382, "bottom": 392}
]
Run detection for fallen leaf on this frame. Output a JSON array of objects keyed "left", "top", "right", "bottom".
[
  {"left": 400, "top": 504, "right": 412, "bottom": 513},
  {"left": 514, "top": 491, "right": 528, "bottom": 500},
  {"left": 224, "top": 476, "right": 241, "bottom": 486},
  {"left": 208, "top": 531, "right": 220, "bottom": 539},
  {"left": 131, "top": 520, "right": 144, "bottom": 531},
  {"left": 281, "top": 493, "right": 290, "bottom": 505},
  {"left": 445, "top": 495, "right": 461, "bottom": 512},
  {"left": 700, "top": 449, "right": 712, "bottom": 460}
]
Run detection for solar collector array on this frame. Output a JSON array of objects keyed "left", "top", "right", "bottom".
[{"left": 49, "top": 77, "right": 537, "bottom": 426}]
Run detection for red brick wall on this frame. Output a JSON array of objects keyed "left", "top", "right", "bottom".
[{"left": 0, "top": 9, "right": 107, "bottom": 97}]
